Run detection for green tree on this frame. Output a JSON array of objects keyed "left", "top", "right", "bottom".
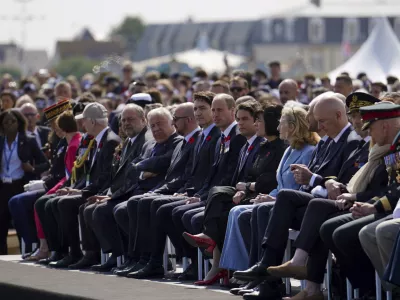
[
  {"left": 109, "top": 16, "right": 145, "bottom": 53},
  {"left": 54, "top": 57, "right": 100, "bottom": 79},
  {"left": 0, "top": 67, "right": 21, "bottom": 79}
]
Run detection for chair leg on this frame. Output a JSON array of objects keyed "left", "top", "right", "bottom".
[
  {"left": 326, "top": 252, "right": 332, "bottom": 300},
  {"left": 386, "top": 290, "right": 393, "bottom": 300},
  {"left": 197, "top": 249, "right": 203, "bottom": 280},
  {"left": 163, "top": 240, "right": 168, "bottom": 274},
  {"left": 354, "top": 288, "right": 360, "bottom": 299},
  {"left": 182, "top": 257, "right": 189, "bottom": 271},
  {"left": 167, "top": 238, "right": 176, "bottom": 271},
  {"left": 284, "top": 239, "right": 292, "bottom": 295},
  {"left": 21, "top": 239, "right": 26, "bottom": 256},
  {"left": 346, "top": 278, "right": 353, "bottom": 300},
  {"left": 117, "top": 256, "right": 122, "bottom": 267},
  {"left": 375, "top": 271, "right": 382, "bottom": 300}
]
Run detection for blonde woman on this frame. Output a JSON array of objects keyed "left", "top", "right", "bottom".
[{"left": 221, "top": 106, "right": 319, "bottom": 289}]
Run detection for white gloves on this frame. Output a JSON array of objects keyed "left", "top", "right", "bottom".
[{"left": 24, "top": 180, "right": 45, "bottom": 192}]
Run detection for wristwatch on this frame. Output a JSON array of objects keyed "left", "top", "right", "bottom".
[{"left": 245, "top": 182, "right": 252, "bottom": 192}]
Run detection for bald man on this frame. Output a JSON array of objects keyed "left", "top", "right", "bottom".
[
  {"left": 233, "top": 93, "right": 360, "bottom": 299},
  {"left": 279, "top": 79, "right": 299, "bottom": 105},
  {"left": 21, "top": 103, "right": 50, "bottom": 149}
]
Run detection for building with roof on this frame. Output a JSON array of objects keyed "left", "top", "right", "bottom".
[{"left": 134, "top": 1, "right": 400, "bottom": 76}]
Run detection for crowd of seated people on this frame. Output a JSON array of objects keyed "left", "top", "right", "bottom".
[{"left": 1, "top": 65, "right": 400, "bottom": 300}]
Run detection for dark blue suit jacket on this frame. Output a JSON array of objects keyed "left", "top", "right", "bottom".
[
  {"left": 153, "top": 130, "right": 201, "bottom": 194},
  {"left": 196, "top": 124, "right": 247, "bottom": 201},
  {"left": 183, "top": 125, "right": 221, "bottom": 196}
]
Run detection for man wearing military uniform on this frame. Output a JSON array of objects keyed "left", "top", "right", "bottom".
[{"left": 319, "top": 102, "right": 400, "bottom": 298}]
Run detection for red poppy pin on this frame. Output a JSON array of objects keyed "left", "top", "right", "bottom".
[
  {"left": 98, "top": 142, "right": 103, "bottom": 149},
  {"left": 266, "top": 151, "right": 271, "bottom": 157},
  {"left": 206, "top": 135, "right": 212, "bottom": 142},
  {"left": 224, "top": 136, "right": 231, "bottom": 143},
  {"left": 390, "top": 145, "right": 396, "bottom": 151},
  {"left": 247, "top": 145, "right": 254, "bottom": 152},
  {"left": 188, "top": 137, "right": 195, "bottom": 144},
  {"left": 82, "top": 139, "right": 88, "bottom": 146}
]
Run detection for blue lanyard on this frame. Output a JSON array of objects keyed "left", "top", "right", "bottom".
[{"left": 4, "top": 138, "right": 17, "bottom": 172}]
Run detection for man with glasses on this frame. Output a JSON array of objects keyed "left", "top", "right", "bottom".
[
  {"left": 230, "top": 77, "right": 249, "bottom": 100},
  {"left": 20, "top": 103, "right": 50, "bottom": 149}
]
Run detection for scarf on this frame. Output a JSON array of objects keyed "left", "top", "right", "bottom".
[{"left": 347, "top": 143, "right": 391, "bottom": 194}]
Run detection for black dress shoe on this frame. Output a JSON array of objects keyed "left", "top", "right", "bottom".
[
  {"left": 91, "top": 255, "right": 118, "bottom": 272},
  {"left": 37, "top": 252, "right": 65, "bottom": 265},
  {"left": 126, "top": 262, "right": 164, "bottom": 279},
  {"left": 113, "top": 260, "right": 137, "bottom": 276},
  {"left": 233, "top": 264, "right": 270, "bottom": 281},
  {"left": 22, "top": 248, "right": 38, "bottom": 260},
  {"left": 116, "top": 261, "right": 147, "bottom": 277},
  {"left": 177, "top": 263, "right": 198, "bottom": 281},
  {"left": 230, "top": 279, "right": 261, "bottom": 295},
  {"left": 68, "top": 253, "right": 100, "bottom": 270},
  {"left": 111, "top": 257, "right": 134, "bottom": 273},
  {"left": 242, "top": 280, "right": 283, "bottom": 300},
  {"left": 49, "top": 254, "right": 82, "bottom": 269}
]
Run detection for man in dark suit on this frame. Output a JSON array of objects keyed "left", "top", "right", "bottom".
[
  {"left": 20, "top": 103, "right": 50, "bottom": 149},
  {"left": 90, "top": 107, "right": 182, "bottom": 271},
  {"left": 64, "top": 104, "right": 151, "bottom": 270},
  {"left": 113, "top": 92, "right": 221, "bottom": 278},
  {"left": 45, "top": 103, "right": 121, "bottom": 268},
  {"left": 233, "top": 93, "right": 359, "bottom": 299}
]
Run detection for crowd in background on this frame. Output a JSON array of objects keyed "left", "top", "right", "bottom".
[{"left": 0, "top": 60, "right": 400, "bottom": 300}]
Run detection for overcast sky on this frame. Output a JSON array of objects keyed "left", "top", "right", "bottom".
[{"left": 0, "top": 0, "right": 305, "bottom": 55}]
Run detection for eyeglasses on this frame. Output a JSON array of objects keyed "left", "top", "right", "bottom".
[
  {"left": 230, "top": 87, "right": 244, "bottom": 93},
  {"left": 24, "top": 113, "right": 37, "bottom": 118},
  {"left": 173, "top": 116, "right": 189, "bottom": 122}
]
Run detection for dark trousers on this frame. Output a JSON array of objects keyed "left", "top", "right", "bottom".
[
  {"left": 8, "top": 190, "right": 45, "bottom": 245},
  {"left": 180, "top": 206, "right": 205, "bottom": 234},
  {"left": 144, "top": 195, "right": 187, "bottom": 265},
  {"left": 172, "top": 201, "right": 205, "bottom": 259},
  {"left": 0, "top": 180, "right": 25, "bottom": 254},
  {"left": 57, "top": 195, "right": 85, "bottom": 256},
  {"left": 35, "top": 194, "right": 67, "bottom": 252},
  {"left": 294, "top": 199, "right": 346, "bottom": 283},
  {"left": 92, "top": 198, "right": 126, "bottom": 256},
  {"left": 202, "top": 186, "right": 237, "bottom": 250},
  {"left": 320, "top": 212, "right": 388, "bottom": 289},
  {"left": 80, "top": 202, "right": 100, "bottom": 252},
  {"left": 260, "top": 189, "right": 312, "bottom": 268},
  {"left": 238, "top": 202, "right": 274, "bottom": 267}
]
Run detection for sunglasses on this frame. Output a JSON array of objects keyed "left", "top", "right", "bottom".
[{"left": 230, "top": 87, "right": 244, "bottom": 93}]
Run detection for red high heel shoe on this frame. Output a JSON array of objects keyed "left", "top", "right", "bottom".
[
  {"left": 182, "top": 232, "right": 216, "bottom": 250},
  {"left": 194, "top": 270, "right": 228, "bottom": 286}
]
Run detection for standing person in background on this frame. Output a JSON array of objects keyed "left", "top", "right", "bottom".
[
  {"left": 267, "top": 61, "right": 283, "bottom": 89},
  {"left": 0, "top": 90, "right": 16, "bottom": 111},
  {"left": 121, "top": 61, "right": 134, "bottom": 94},
  {"left": 54, "top": 81, "right": 72, "bottom": 103},
  {"left": 0, "top": 109, "right": 49, "bottom": 254},
  {"left": 334, "top": 75, "right": 353, "bottom": 97}
]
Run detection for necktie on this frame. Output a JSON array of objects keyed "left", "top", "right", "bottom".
[
  {"left": 196, "top": 132, "right": 205, "bottom": 154},
  {"left": 215, "top": 133, "right": 225, "bottom": 164},
  {"left": 121, "top": 140, "right": 132, "bottom": 162},
  {"left": 181, "top": 139, "right": 187, "bottom": 149},
  {"left": 239, "top": 142, "right": 250, "bottom": 171}
]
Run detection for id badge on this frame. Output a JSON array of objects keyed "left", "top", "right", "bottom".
[{"left": 2, "top": 176, "right": 12, "bottom": 183}]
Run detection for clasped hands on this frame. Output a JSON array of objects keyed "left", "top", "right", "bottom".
[{"left": 56, "top": 188, "right": 82, "bottom": 196}]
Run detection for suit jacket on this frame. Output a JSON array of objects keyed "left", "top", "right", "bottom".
[
  {"left": 42, "top": 138, "right": 68, "bottom": 190},
  {"left": 231, "top": 136, "right": 265, "bottom": 185},
  {"left": 153, "top": 130, "right": 201, "bottom": 194},
  {"left": 197, "top": 124, "right": 247, "bottom": 200},
  {"left": 107, "top": 127, "right": 152, "bottom": 199},
  {"left": 121, "top": 132, "right": 183, "bottom": 196},
  {"left": 81, "top": 128, "right": 121, "bottom": 199},
  {"left": 308, "top": 126, "right": 359, "bottom": 190},
  {"left": 37, "top": 125, "right": 51, "bottom": 148},
  {"left": 0, "top": 133, "right": 50, "bottom": 182},
  {"left": 269, "top": 143, "right": 315, "bottom": 197},
  {"left": 183, "top": 125, "right": 221, "bottom": 195}
]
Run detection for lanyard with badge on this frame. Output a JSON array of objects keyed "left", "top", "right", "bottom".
[{"left": 3, "top": 138, "right": 17, "bottom": 183}]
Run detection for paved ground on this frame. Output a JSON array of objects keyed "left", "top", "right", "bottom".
[{"left": 0, "top": 255, "right": 303, "bottom": 300}]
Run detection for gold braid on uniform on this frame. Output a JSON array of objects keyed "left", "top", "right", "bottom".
[{"left": 71, "top": 139, "right": 95, "bottom": 185}]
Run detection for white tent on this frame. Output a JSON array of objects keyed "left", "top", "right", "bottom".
[
  {"left": 134, "top": 48, "right": 247, "bottom": 73},
  {"left": 328, "top": 18, "right": 400, "bottom": 83}
]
